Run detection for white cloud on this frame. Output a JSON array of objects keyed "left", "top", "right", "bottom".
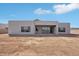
[
  {"left": 53, "top": 3, "right": 79, "bottom": 14},
  {"left": 34, "top": 8, "right": 52, "bottom": 15},
  {"left": 34, "top": 3, "right": 79, "bottom": 15}
]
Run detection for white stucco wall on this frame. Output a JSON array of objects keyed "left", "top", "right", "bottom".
[{"left": 58, "top": 23, "right": 70, "bottom": 34}]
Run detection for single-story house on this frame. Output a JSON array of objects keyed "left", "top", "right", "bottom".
[{"left": 8, "top": 20, "right": 70, "bottom": 35}]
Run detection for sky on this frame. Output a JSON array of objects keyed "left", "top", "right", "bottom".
[{"left": 0, "top": 3, "right": 79, "bottom": 28}]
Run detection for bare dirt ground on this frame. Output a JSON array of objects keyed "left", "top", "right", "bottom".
[{"left": 0, "top": 29, "right": 79, "bottom": 56}]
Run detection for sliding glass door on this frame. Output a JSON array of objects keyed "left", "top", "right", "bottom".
[
  {"left": 35, "top": 25, "right": 56, "bottom": 34},
  {"left": 41, "top": 27, "right": 50, "bottom": 34}
]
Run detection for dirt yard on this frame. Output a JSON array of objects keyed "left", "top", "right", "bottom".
[{"left": 0, "top": 29, "right": 79, "bottom": 56}]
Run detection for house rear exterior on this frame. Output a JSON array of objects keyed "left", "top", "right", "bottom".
[{"left": 8, "top": 20, "right": 70, "bottom": 35}]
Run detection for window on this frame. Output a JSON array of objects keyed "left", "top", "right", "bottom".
[
  {"left": 21, "top": 26, "right": 30, "bottom": 32},
  {"left": 58, "top": 27, "right": 65, "bottom": 32},
  {"left": 41, "top": 27, "right": 50, "bottom": 33}
]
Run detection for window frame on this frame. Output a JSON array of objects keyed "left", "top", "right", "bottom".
[
  {"left": 58, "top": 27, "right": 65, "bottom": 32},
  {"left": 21, "top": 26, "right": 30, "bottom": 32}
]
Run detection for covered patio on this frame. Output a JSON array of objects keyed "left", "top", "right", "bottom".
[{"left": 35, "top": 25, "right": 56, "bottom": 34}]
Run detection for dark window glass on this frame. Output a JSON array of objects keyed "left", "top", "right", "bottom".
[
  {"left": 35, "top": 27, "right": 38, "bottom": 31},
  {"left": 21, "top": 26, "right": 30, "bottom": 32},
  {"left": 58, "top": 27, "right": 65, "bottom": 32}
]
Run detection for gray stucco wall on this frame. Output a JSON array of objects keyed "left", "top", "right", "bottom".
[
  {"left": 58, "top": 23, "right": 70, "bottom": 34},
  {"left": 8, "top": 21, "right": 70, "bottom": 35},
  {"left": 8, "top": 21, "right": 35, "bottom": 35}
]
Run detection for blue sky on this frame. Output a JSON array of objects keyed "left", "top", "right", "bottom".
[{"left": 0, "top": 3, "right": 79, "bottom": 28}]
